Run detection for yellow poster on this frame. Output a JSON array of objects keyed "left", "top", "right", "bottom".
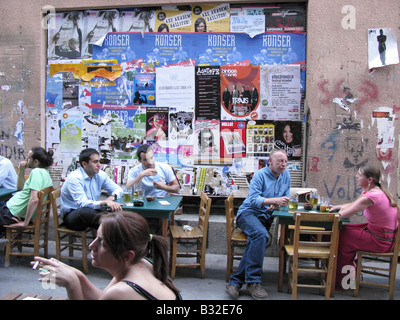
[
  {"left": 191, "top": 3, "right": 230, "bottom": 33},
  {"left": 155, "top": 10, "right": 192, "bottom": 33}
]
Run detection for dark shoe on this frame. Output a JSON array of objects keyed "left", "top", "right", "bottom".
[
  {"left": 246, "top": 283, "right": 268, "bottom": 300},
  {"left": 226, "top": 284, "right": 240, "bottom": 299}
]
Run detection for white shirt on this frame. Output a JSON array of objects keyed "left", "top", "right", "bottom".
[{"left": 0, "top": 156, "right": 17, "bottom": 189}]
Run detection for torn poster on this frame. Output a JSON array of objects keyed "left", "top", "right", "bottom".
[{"left": 368, "top": 28, "right": 399, "bottom": 69}]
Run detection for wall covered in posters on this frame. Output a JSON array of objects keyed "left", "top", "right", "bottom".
[{"left": 45, "top": 3, "right": 307, "bottom": 188}]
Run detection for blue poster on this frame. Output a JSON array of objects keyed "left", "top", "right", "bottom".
[{"left": 93, "top": 32, "right": 306, "bottom": 68}]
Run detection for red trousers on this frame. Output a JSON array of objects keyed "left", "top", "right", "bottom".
[{"left": 335, "top": 223, "right": 394, "bottom": 289}]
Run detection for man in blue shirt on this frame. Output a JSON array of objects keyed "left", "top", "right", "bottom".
[
  {"left": 0, "top": 156, "right": 17, "bottom": 189},
  {"left": 227, "top": 150, "right": 290, "bottom": 300},
  {"left": 61, "top": 148, "right": 123, "bottom": 231}
]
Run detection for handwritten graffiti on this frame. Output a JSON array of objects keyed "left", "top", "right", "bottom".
[
  {"left": 343, "top": 137, "right": 369, "bottom": 170},
  {"left": 0, "top": 130, "right": 25, "bottom": 160},
  {"left": 320, "top": 132, "right": 340, "bottom": 162},
  {"left": 335, "top": 116, "right": 361, "bottom": 131},
  {"left": 317, "top": 79, "right": 346, "bottom": 105},
  {"left": 0, "top": 144, "right": 25, "bottom": 160},
  {"left": 324, "top": 175, "right": 363, "bottom": 201},
  {"left": 356, "top": 80, "right": 378, "bottom": 111},
  {"left": 317, "top": 79, "right": 379, "bottom": 112}
]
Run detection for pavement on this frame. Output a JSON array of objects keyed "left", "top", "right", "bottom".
[{"left": 0, "top": 240, "right": 399, "bottom": 301}]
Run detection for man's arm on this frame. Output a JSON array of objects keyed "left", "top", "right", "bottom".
[
  {"left": 9, "top": 189, "right": 39, "bottom": 227},
  {"left": 16, "top": 161, "right": 28, "bottom": 191},
  {"left": 153, "top": 178, "right": 180, "bottom": 194}
]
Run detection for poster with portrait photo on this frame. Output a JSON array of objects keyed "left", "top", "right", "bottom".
[
  {"left": 194, "top": 120, "right": 220, "bottom": 163},
  {"left": 48, "top": 11, "right": 83, "bottom": 61},
  {"left": 191, "top": 3, "right": 230, "bottom": 33},
  {"left": 155, "top": 9, "right": 192, "bottom": 33},
  {"left": 274, "top": 121, "right": 302, "bottom": 160},
  {"left": 220, "top": 65, "right": 260, "bottom": 121},
  {"left": 82, "top": 10, "right": 119, "bottom": 58},
  {"left": 368, "top": 28, "right": 399, "bottom": 69},
  {"left": 145, "top": 107, "right": 169, "bottom": 144},
  {"left": 119, "top": 9, "right": 155, "bottom": 33},
  {"left": 169, "top": 110, "right": 194, "bottom": 148}
]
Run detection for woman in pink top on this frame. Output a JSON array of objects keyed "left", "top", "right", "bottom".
[{"left": 329, "top": 165, "right": 399, "bottom": 290}]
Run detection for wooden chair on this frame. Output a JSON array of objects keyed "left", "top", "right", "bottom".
[
  {"left": 50, "top": 189, "right": 95, "bottom": 273},
  {"left": 353, "top": 218, "right": 400, "bottom": 300},
  {"left": 280, "top": 211, "right": 340, "bottom": 300},
  {"left": 4, "top": 186, "right": 54, "bottom": 267},
  {"left": 169, "top": 192, "right": 212, "bottom": 279},
  {"left": 225, "top": 193, "right": 247, "bottom": 282}
]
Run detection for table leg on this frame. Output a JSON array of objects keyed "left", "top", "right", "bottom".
[
  {"left": 162, "top": 218, "right": 168, "bottom": 238},
  {"left": 330, "top": 229, "right": 340, "bottom": 297},
  {"left": 278, "top": 223, "right": 286, "bottom": 292}
]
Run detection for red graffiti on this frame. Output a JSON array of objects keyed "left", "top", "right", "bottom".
[
  {"left": 376, "top": 148, "right": 392, "bottom": 161},
  {"left": 356, "top": 80, "right": 378, "bottom": 111},
  {"left": 307, "top": 156, "right": 320, "bottom": 172},
  {"left": 317, "top": 79, "right": 379, "bottom": 113},
  {"left": 392, "top": 105, "right": 400, "bottom": 120},
  {"left": 317, "top": 79, "right": 346, "bottom": 105}
]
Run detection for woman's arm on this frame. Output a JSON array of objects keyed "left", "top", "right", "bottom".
[
  {"left": 337, "top": 196, "right": 373, "bottom": 218},
  {"left": 34, "top": 257, "right": 103, "bottom": 300}
]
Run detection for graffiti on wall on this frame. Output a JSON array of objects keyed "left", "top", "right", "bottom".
[
  {"left": 317, "top": 79, "right": 379, "bottom": 113},
  {"left": 310, "top": 78, "right": 398, "bottom": 201},
  {"left": 0, "top": 130, "right": 25, "bottom": 160}
]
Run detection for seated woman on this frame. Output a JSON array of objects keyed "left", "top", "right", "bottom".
[
  {"left": 330, "top": 164, "right": 399, "bottom": 290},
  {"left": 33, "top": 212, "right": 181, "bottom": 300}
]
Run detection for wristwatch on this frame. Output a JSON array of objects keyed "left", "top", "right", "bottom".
[{"left": 113, "top": 194, "right": 117, "bottom": 200}]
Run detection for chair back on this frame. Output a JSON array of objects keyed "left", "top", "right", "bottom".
[
  {"left": 198, "top": 192, "right": 212, "bottom": 234},
  {"left": 225, "top": 193, "right": 235, "bottom": 240},
  {"left": 50, "top": 189, "right": 61, "bottom": 230},
  {"left": 391, "top": 215, "right": 400, "bottom": 260},
  {"left": 292, "top": 211, "right": 340, "bottom": 260},
  {"left": 34, "top": 186, "right": 54, "bottom": 232}
]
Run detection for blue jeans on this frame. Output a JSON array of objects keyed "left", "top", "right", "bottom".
[{"left": 229, "top": 210, "right": 271, "bottom": 287}]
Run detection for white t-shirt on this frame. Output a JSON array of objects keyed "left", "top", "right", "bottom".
[{"left": 127, "top": 162, "right": 175, "bottom": 197}]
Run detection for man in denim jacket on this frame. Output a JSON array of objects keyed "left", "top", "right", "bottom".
[{"left": 227, "top": 150, "right": 290, "bottom": 300}]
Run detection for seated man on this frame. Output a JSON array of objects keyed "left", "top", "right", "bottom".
[
  {"left": 126, "top": 144, "right": 180, "bottom": 234},
  {"left": 60, "top": 148, "right": 123, "bottom": 231},
  {"left": 126, "top": 144, "right": 180, "bottom": 197},
  {"left": 0, "top": 156, "right": 18, "bottom": 189},
  {"left": 0, "top": 147, "right": 54, "bottom": 235},
  {"left": 226, "top": 150, "right": 290, "bottom": 300}
]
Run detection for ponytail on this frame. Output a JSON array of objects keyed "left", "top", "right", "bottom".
[{"left": 149, "top": 234, "right": 180, "bottom": 295}]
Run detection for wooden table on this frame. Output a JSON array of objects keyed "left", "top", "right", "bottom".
[
  {"left": 117, "top": 195, "right": 183, "bottom": 238},
  {"left": 0, "top": 292, "right": 66, "bottom": 300},
  {"left": 272, "top": 205, "right": 349, "bottom": 295},
  {"left": 0, "top": 188, "right": 16, "bottom": 201}
]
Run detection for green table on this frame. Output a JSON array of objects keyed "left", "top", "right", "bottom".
[
  {"left": 0, "top": 188, "right": 16, "bottom": 202},
  {"left": 117, "top": 195, "right": 183, "bottom": 237}
]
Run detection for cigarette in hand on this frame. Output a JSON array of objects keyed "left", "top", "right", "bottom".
[{"left": 32, "top": 261, "right": 39, "bottom": 270}]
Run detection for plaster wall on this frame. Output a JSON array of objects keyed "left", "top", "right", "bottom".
[
  {"left": 306, "top": 0, "right": 400, "bottom": 205},
  {"left": 0, "top": 0, "right": 399, "bottom": 209}
]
